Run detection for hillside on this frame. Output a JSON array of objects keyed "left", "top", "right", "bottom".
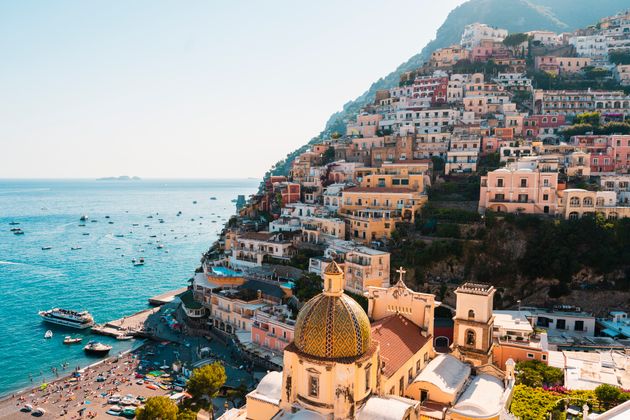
[{"left": 268, "top": 0, "right": 628, "bottom": 177}]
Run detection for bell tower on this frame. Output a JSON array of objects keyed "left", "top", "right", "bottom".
[
  {"left": 451, "top": 283, "right": 495, "bottom": 366},
  {"left": 323, "top": 260, "right": 344, "bottom": 296}
]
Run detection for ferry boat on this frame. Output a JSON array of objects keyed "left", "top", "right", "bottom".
[
  {"left": 84, "top": 341, "right": 112, "bottom": 356},
  {"left": 39, "top": 308, "right": 95, "bottom": 329}
]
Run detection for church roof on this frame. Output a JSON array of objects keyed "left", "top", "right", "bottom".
[
  {"left": 246, "top": 371, "right": 282, "bottom": 405},
  {"left": 358, "top": 395, "right": 418, "bottom": 420},
  {"left": 293, "top": 292, "right": 372, "bottom": 359},
  {"left": 413, "top": 354, "right": 471, "bottom": 395},
  {"left": 371, "top": 314, "right": 431, "bottom": 378},
  {"left": 450, "top": 373, "right": 505, "bottom": 418}
]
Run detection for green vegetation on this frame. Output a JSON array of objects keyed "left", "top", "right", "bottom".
[
  {"left": 427, "top": 178, "right": 480, "bottom": 201},
  {"left": 516, "top": 360, "right": 564, "bottom": 387},
  {"left": 136, "top": 396, "right": 179, "bottom": 420},
  {"left": 293, "top": 272, "right": 323, "bottom": 302},
  {"left": 575, "top": 112, "right": 601, "bottom": 126},
  {"left": 595, "top": 384, "right": 630, "bottom": 409},
  {"left": 187, "top": 362, "right": 227, "bottom": 411},
  {"left": 321, "top": 146, "right": 336, "bottom": 165},
  {"left": 452, "top": 59, "right": 508, "bottom": 77},
  {"left": 562, "top": 122, "right": 630, "bottom": 137},
  {"left": 609, "top": 50, "right": 630, "bottom": 65},
  {"left": 503, "top": 32, "right": 529, "bottom": 47}
]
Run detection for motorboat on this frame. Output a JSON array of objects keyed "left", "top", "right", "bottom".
[
  {"left": 70, "top": 246, "right": 82, "bottom": 250},
  {"left": 13, "top": 229, "right": 25, "bottom": 235},
  {"left": 41, "top": 246, "right": 52, "bottom": 250},
  {"left": 39, "top": 308, "right": 95, "bottom": 329},
  {"left": 9, "top": 221, "right": 20, "bottom": 226},
  {"left": 44, "top": 330, "right": 53, "bottom": 339},
  {"left": 133, "top": 258, "right": 145, "bottom": 266},
  {"left": 80, "top": 215, "right": 89, "bottom": 221},
  {"left": 63, "top": 336, "right": 83, "bottom": 344},
  {"left": 84, "top": 341, "right": 112, "bottom": 356},
  {"left": 106, "top": 405, "right": 123, "bottom": 416},
  {"left": 192, "top": 200, "right": 197, "bottom": 204},
  {"left": 157, "top": 244, "right": 164, "bottom": 249}
]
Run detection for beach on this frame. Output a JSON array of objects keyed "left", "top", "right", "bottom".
[{"left": 0, "top": 345, "right": 170, "bottom": 419}]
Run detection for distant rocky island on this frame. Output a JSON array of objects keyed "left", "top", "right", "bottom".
[{"left": 96, "top": 176, "right": 141, "bottom": 181}]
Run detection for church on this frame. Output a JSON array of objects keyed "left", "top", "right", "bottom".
[{"left": 220, "top": 262, "right": 515, "bottom": 420}]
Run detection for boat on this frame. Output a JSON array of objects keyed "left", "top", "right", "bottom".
[
  {"left": 20, "top": 404, "right": 33, "bottom": 412},
  {"left": 82, "top": 233, "right": 90, "bottom": 236},
  {"left": 108, "top": 221, "right": 114, "bottom": 224},
  {"left": 41, "top": 246, "right": 52, "bottom": 250},
  {"left": 9, "top": 221, "right": 20, "bottom": 226},
  {"left": 39, "top": 308, "right": 95, "bottom": 329},
  {"left": 114, "top": 234, "right": 124, "bottom": 238},
  {"left": 106, "top": 405, "right": 123, "bottom": 416},
  {"left": 80, "top": 215, "right": 89, "bottom": 221},
  {"left": 192, "top": 200, "right": 197, "bottom": 204},
  {"left": 63, "top": 336, "right": 83, "bottom": 344},
  {"left": 210, "top": 197, "right": 217, "bottom": 200},
  {"left": 133, "top": 258, "right": 145, "bottom": 266},
  {"left": 157, "top": 244, "right": 164, "bottom": 249},
  {"left": 13, "top": 229, "right": 25, "bottom": 235},
  {"left": 84, "top": 341, "right": 112, "bottom": 356},
  {"left": 105, "top": 215, "right": 110, "bottom": 219},
  {"left": 32, "top": 407, "right": 46, "bottom": 417},
  {"left": 44, "top": 330, "right": 53, "bottom": 339},
  {"left": 122, "top": 407, "right": 137, "bottom": 418},
  {"left": 71, "top": 246, "right": 82, "bottom": 250},
  {"left": 116, "top": 335, "right": 133, "bottom": 341}
]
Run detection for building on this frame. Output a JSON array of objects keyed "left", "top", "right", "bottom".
[
  {"left": 558, "top": 188, "right": 630, "bottom": 220},
  {"left": 220, "top": 266, "right": 515, "bottom": 420},
  {"left": 445, "top": 132, "right": 480, "bottom": 174},
  {"left": 534, "top": 56, "right": 592, "bottom": 75},
  {"left": 229, "top": 231, "right": 297, "bottom": 267},
  {"left": 251, "top": 304, "right": 296, "bottom": 353},
  {"left": 429, "top": 45, "right": 469, "bottom": 68},
  {"left": 601, "top": 175, "right": 630, "bottom": 205},
  {"left": 569, "top": 34, "right": 608, "bottom": 59},
  {"left": 460, "top": 23, "right": 508, "bottom": 50},
  {"left": 451, "top": 283, "right": 496, "bottom": 366},
  {"left": 534, "top": 89, "right": 630, "bottom": 116}
]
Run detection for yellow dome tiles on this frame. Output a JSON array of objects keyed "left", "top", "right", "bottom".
[{"left": 294, "top": 293, "right": 372, "bottom": 359}]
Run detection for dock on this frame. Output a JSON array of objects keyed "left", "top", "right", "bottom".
[
  {"left": 148, "top": 286, "right": 188, "bottom": 306},
  {"left": 92, "top": 307, "right": 160, "bottom": 338}
]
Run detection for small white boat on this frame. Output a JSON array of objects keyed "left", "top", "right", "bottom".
[
  {"left": 44, "top": 330, "right": 53, "bottom": 339},
  {"left": 116, "top": 335, "right": 133, "bottom": 341},
  {"left": 157, "top": 244, "right": 164, "bottom": 249},
  {"left": 33, "top": 407, "right": 46, "bottom": 416},
  {"left": 21, "top": 404, "right": 33, "bottom": 412},
  {"left": 80, "top": 215, "right": 89, "bottom": 221}
]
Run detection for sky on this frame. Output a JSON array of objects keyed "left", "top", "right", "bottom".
[{"left": 0, "top": 0, "right": 466, "bottom": 179}]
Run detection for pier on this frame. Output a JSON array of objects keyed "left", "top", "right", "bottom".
[{"left": 148, "top": 286, "right": 188, "bottom": 306}]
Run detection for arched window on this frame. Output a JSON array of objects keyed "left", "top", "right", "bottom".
[
  {"left": 596, "top": 198, "right": 604, "bottom": 207},
  {"left": 466, "top": 330, "right": 476, "bottom": 346},
  {"left": 608, "top": 212, "right": 618, "bottom": 221},
  {"left": 570, "top": 197, "right": 580, "bottom": 207},
  {"left": 583, "top": 197, "right": 593, "bottom": 207},
  {"left": 468, "top": 309, "right": 475, "bottom": 319},
  {"left": 569, "top": 212, "right": 579, "bottom": 220}
]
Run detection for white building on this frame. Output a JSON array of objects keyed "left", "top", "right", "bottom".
[{"left": 460, "top": 23, "right": 508, "bottom": 50}]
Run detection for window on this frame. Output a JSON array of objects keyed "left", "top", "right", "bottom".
[
  {"left": 518, "top": 194, "right": 529, "bottom": 203},
  {"left": 556, "top": 319, "right": 566, "bottom": 330},
  {"left": 497, "top": 178, "right": 504, "bottom": 187},
  {"left": 542, "top": 354, "right": 547, "bottom": 361},
  {"left": 399, "top": 377, "right": 404, "bottom": 396},
  {"left": 420, "top": 389, "right": 429, "bottom": 402},
  {"left": 416, "top": 359, "right": 421, "bottom": 373},
  {"left": 468, "top": 309, "right": 475, "bottom": 319},
  {"left": 520, "top": 178, "right": 527, "bottom": 188},
  {"left": 408, "top": 368, "right": 413, "bottom": 384},
  {"left": 527, "top": 353, "right": 534, "bottom": 359},
  {"left": 365, "top": 365, "right": 371, "bottom": 391},
  {"left": 570, "top": 197, "right": 580, "bottom": 207},
  {"left": 575, "top": 320, "right": 584, "bottom": 332},
  {"left": 308, "top": 375, "right": 319, "bottom": 398},
  {"left": 543, "top": 194, "right": 549, "bottom": 201},
  {"left": 466, "top": 329, "right": 476, "bottom": 346}
]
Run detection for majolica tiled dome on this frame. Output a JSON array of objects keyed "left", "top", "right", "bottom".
[{"left": 293, "top": 262, "right": 372, "bottom": 359}]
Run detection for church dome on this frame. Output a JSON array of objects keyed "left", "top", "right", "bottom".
[{"left": 293, "top": 262, "right": 372, "bottom": 359}]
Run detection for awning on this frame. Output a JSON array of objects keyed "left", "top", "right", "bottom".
[{"left": 601, "top": 328, "right": 621, "bottom": 337}]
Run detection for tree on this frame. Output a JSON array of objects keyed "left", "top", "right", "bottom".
[
  {"left": 187, "top": 362, "right": 227, "bottom": 410},
  {"left": 609, "top": 50, "right": 630, "bottom": 65},
  {"left": 595, "top": 384, "right": 621, "bottom": 409},
  {"left": 503, "top": 33, "right": 528, "bottom": 47},
  {"left": 575, "top": 112, "right": 601, "bottom": 126},
  {"left": 177, "top": 408, "right": 198, "bottom": 420},
  {"left": 136, "top": 396, "right": 179, "bottom": 420}
]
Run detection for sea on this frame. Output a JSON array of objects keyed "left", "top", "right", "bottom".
[{"left": 0, "top": 178, "right": 259, "bottom": 397}]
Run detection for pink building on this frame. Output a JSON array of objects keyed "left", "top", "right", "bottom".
[
  {"left": 572, "top": 135, "right": 630, "bottom": 174},
  {"left": 523, "top": 114, "right": 566, "bottom": 139},
  {"left": 347, "top": 113, "right": 383, "bottom": 137},
  {"left": 479, "top": 164, "right": 559, "bottom": 214},
  {"left": 251, "top": 304, "right": 296, "bottom": 352}
]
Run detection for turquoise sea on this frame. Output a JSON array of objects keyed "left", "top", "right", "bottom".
[{"left": 0, "top": 179, "right": 258, "bottom": 397}]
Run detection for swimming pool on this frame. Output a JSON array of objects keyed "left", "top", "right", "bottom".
[{"left": 211, "top": 266, "right": 242, "bottom": 277}]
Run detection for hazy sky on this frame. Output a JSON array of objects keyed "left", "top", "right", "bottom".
[{"left": 1, "top": 0, "right": 466, "bottom": 179}]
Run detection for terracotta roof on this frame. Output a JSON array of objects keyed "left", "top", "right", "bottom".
[
  {"left": 371, "top": 314, "right": 430, "bottom": 378},
  {"left": 344, "top": 187, "right": 417, "bottom": 194}
]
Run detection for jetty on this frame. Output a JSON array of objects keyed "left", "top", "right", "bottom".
[
  {"left": 91, "top": 307, "right": 159, "bottom": 338},
  {"left": 148, "top": 286, "right": 188, "bottom": 306}
]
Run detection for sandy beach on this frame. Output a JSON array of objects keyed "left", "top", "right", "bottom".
[{"left": 0, "top": 345, "right": 173, "bottom": 419}]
